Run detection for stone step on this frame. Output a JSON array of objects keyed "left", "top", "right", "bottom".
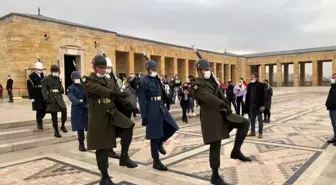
[
  {"left": 0, "top": 107, "right": 199, "bottom": 129},
  {"left": 0, "top": 132, "right": 77, "bottom": 154}
]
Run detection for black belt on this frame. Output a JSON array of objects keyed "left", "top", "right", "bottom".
[
  {"left": 150, "top": 96, "right": 162, "bottom": 101},
  {"left": 34, "top": 85, "right": 42, "bottom": 88},
  {"left": 96, "top": 98, "right": 111, "bottom": 104}
]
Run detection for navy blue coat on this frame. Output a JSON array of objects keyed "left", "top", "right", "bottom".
[
  {"left": 67, "top": 83, "right": 88, "bottom": 131},
  {"left": 138, "top": 75, "right": 179, "bottom": 140}
]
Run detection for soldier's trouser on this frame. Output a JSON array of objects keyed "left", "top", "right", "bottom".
[
  {"left": 150, "top": 121, "right": 175, "bottom": 159},
  {"left": 95, "top": 149, "right": 109, "bottom": 177},
  {"left": 115, "top": 125, "right": 134, "bottom": 147},
  {"left": 50, "top": 109, "right": 67, "bottom": 128},
  {"left": 209, "top": 118, "right": 250, "bottom": 171},
  {"left": 77, "top": 129, "right": 85, "bottom": 144},
  {"left": 36, "top": 109, "right": 46, "bottom": 126}
]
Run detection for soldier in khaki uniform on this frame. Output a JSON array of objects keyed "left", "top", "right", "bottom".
[
  {"left": 41, "top": 64, "right": 68, "bottom": 138},
  {"left": 193, "top": 59, "right": 251, "bottom": 185},
  {"left": 82, "top": 55, "right": 138, "bottom": 185}
]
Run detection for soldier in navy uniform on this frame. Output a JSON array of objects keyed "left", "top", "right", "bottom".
[
  {"left": 27, "top": 62, "right": 46, "bottom": 129},
  {"left": 137, "top": 60, "right": 179, "bottom": 171},
  {"left": 67, "top": 71, "right": 88, "bottom": 152}
]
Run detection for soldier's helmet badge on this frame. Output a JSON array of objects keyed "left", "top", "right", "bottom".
[
  {"left": 194, "top": 85, "right": 198, "bottom": 89},
  {"left": 82, "top": 77, "right": 86, "bottom": 82}
]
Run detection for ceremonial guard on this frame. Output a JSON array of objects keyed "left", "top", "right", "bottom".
[
  {"left": 137, "top": 59, "right": 179, "bottom": 171},
  {"left": 192, "top": 46, "right": 251, "bottom": 185},
  {"left": 82, "top": 55, "right": 138, "bottom": 185},
  {"left": 41, "top": 64, "right": 68, "bottom": 138},
  {"left": 67, "top": 71, "right": 88, "bottom": 152},
  {"left": 27, "top": 61, "right": 46, "bottom": 129}
]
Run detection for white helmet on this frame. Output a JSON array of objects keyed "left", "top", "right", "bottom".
[
  {"left": 34, "top": 62, "right": 43, "bottom": 70},
  {"left": 106, "top": 57, "right": 112, "bottom": 67}
]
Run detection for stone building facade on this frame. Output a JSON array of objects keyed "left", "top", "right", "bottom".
[{"left": 0, "top": 12, "right": 335, "bottom": 97}]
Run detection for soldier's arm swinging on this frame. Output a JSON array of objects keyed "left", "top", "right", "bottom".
[
  {"left": 67, "top": 87, "right": 83, "bottom": 106},
  {"left": 41, "top": 79, "right": 49, "bottom": 102},
  {"left": 83, "top": 78, "right": 124, "bottom": 98},
  {"left": 137, "top": 80, "right": 148, "bottom": 119},
  {"left": 194, "top": 84, "right": 228, "bottom": 110},
  {"left": 26, "top": 78, "right": 34, "bottom": 99}
]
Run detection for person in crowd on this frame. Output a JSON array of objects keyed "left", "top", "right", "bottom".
[
  {"left": 67, "top": 71, "right": 88, "bottom": 152},
  {"left": 162, "top": 76, "right": 173, "bottom": 111},
  {"left": 6, "top": 75, "right": 13, "bottom": 103},
  {"left": 226, "top": 81, "right": 237, "bottom": 111},
  {"left": 244, "top": 72, "right": 265, "bottom": 139},
  {"left": 234, "top": 80, "right": 246, "bottom": 115},
  {"left": 263, "top": 79, "right": 273, "bottom": 123},
  {"left": 187, "top": 75, "right": 196, "bottom": 116},
  {"left": 173, "top": 75, "right": 182, "bottom": 104},
  {"left": 179, "top": 82, "right": 190, "bottom": 123},
  {"left": 326, "top": 73, "right": 336, "bottom": 146},
  {"left": 240, "top": 77, "right": 248, "bottom": 87},
  {"left": 169, "top": 77, "right": 175, "bottom": 102}
]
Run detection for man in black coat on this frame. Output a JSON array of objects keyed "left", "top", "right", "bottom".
[
  {"left": 6, "top": 75, "right": 13, "bottom": 103},
  {"left": 226, "top": 81, "right": 237, "bottom": 112},
  {"left": 326, "top": 73, "right": 336, "bottom": 146},
  {"left": 27, "top": 62, "right": 47, "bottom": 129},
  {"left": 244, "top": 72, "right": 265, "bottom": 138}
]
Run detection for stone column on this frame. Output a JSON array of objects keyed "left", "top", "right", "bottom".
[
  {"left": 221, "top": 63, "right": 224, "bottom": 82},
  {"left": 184, "top": 59, "right": 189, "bottom": 82},
  {"left": 283, "top": 64, "right": 289, "bottom": 86},
  {"left": 224, "top": 64, "right": 229, "bottom": 83},
  {"left": 318, "top": 61, "right": 323, "bottom": 86},
  {"left": 128, "top": 52, "right": 135, "bottom": 75},
  {"left": 231, "top": 65, "right": 237, "bottom": 83},
  {"left": 260, "top": 64, "right": 266, "bottom": 82},
  {"left": 159, "top": 56, "right": 165, "bottom": 76},
  {"left": 228, "top": 64, "right": 232, "bottom": 82},
  {"left": 293, "top": 62, "right": 299, "bottom": 87},
  {"left": 276, "top": 62, "right": 282, "bottom": 87},
  {"left": 269, "top": 65, "right": 274, "bottom": 85},
  {"left": 213, "top": 63, "right": 217, "bottom": 77},
  {"left": 312, "top": 60, "right": 318, "bottom": 86},
  {"left": 299, "top": 63, "right": 305, "bottom": 86},
  {"left": 173, "top": 58, "right": 178, "bottom": 76}
]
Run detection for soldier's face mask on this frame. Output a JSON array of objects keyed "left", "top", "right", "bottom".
[
  {"left": 52, "top": 72, "right": 59, "bottom": 77},
  {"left": 203, "top": 70, "right": 211, "bottom": 79},
  {"left": 74, "top": 79, "right": 81, "bottom": 84}
]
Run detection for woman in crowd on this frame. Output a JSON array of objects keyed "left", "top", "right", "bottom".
[
  {"left": 234, "top": 79, "right": 247, "bottom": 115},
  {"left": 179, "top": 82, "right": 191, "bottom": 123},
  {"left": 263, "top": 79, "right": 273, "bottom": 123}
]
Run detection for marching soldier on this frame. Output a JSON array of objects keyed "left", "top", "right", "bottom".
[
  {"left": 82, "top": 55, "right": 138, "bottom": 185},
  {"left": 192, "top": 59, "right": 251, "bottom": 185},
  {"left": 41, "top": 64, "right": 68, "bottom": 138},
  {"left": 137, "top": 60, "right": 179, "bottom": 171},
  {"left": 27, "top": 61, "right": 46, "bottom": 129}
]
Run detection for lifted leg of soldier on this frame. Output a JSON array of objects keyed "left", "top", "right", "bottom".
[
  {"left": 36, "top": 109, "right": 46, "bottom": 130},
  {"left": 209, "top": 140, "right": 229, "bottom": 185},
  {"left": 108, "top": 148, "right": 120, "bottom": 159},
  {"left": 77, "top": 129, "right": 86, "bottom": 152},
  {"left": 51, "top": 112, "right": 61, "bottom": 138},
  {"left": 118, "top": 126, "right": 137, "bottom": 168},
  {"left": 60, "top": 109, "right": 68, "bottom": 133},
  {"left": 157, "top": 121, "right": 176, "bottom": 155},
  {"left": 151, "top": 139, "right": 168, "bottom": 171},
  {"left": 96, "top": 149, "right": 115, "bottom": 185},
  {"left": 229, "top": 119, "right": 251, "bottom": 162}
]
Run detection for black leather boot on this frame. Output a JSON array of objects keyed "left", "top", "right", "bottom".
[
  {"left": 159, "top": 143, "right": 167, "bottom": 155},
  {"left": 108, "top": 149, "right": 120, "bottom": 159},
  {"left": 153, "top": 158, "right": 168, "bottom": 171},
  {"left": 99, "top": 171, "right": 115, "bottom": 185},
  {"left": 210, "top": 172, "right": 229, "bottom": 185},
  {"left": 37, "top": 123, "right": 43, "bottom": 130},
  {"left": 119, "top": 146, "right": 137, "bottom": 168},
  {"left": 54, "top": 128, "right": 62, "bottom": 138},
  {"left": 230, "top": 141, "right": 251, "bottom": 162},
  {"left": 79, "top": 143, "right": 87, "bottom": 152},
  {"left": 61, "top": 123, "right": 68, "bottom": 133}
]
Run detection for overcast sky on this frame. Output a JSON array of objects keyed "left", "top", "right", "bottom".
[{"left": 1, "top": 0, "right": 335, "bottom": 75}]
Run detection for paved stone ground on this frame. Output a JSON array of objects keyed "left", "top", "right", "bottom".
[{"left": 0, "top": 87, "right": 335, "bottom": 185}]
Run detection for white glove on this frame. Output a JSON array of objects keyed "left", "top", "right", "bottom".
[
  {"left": 141, "top": 51, "right": 146, "bottom": 56},
  {"left": 30, "top": 99, "right": 35, "bottom": 102},
  {"left": 191, "top": 44, "right": 197, "bottom": 52}
]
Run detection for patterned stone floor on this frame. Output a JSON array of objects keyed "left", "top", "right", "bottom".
[{"left": 0, "top": 87, "right": 335, "bottom": 185}]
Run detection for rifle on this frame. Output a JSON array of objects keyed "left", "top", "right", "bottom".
[
  {"left": 36, "top": 53, "right": 42, "bottom": 63},
  {"left": 72, "top": 60, "right": 77, "bottom": 70},
  {"left": 141, "top": 51, "right": 149, "bottom": 61},
  {"left": 56, "top": 55, "right": 61, "bottom": 74}
]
